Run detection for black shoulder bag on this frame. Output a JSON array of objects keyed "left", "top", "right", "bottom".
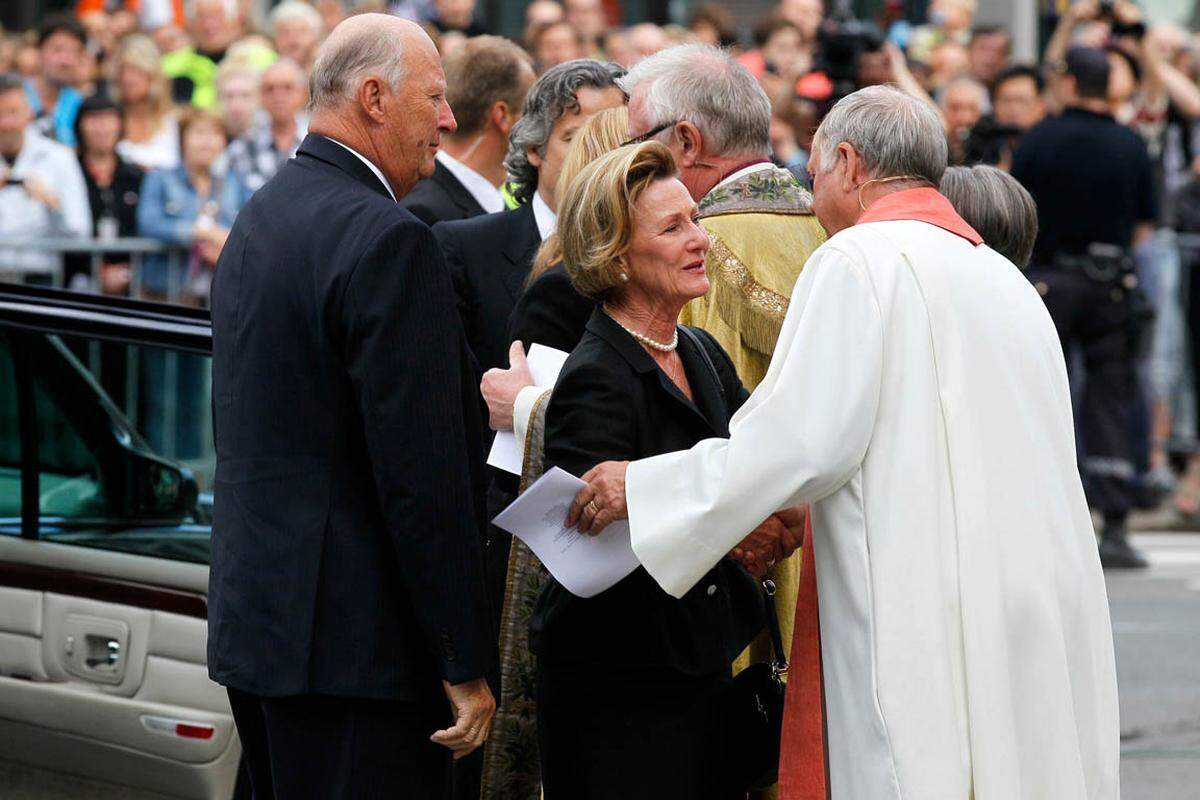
[{"left": 679, "top": 326, "right": 789, "bottom": 792}]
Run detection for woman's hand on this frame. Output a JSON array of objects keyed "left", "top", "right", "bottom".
[{"left": 568, "top": 461, "right": 630, "bottom": 534}]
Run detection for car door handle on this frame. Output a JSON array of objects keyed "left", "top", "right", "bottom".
[{"left": 84, "top": 639, "right": 120, "bottom": 669}]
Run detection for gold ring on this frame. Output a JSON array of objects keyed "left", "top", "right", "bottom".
[{"left": 586, "top": 500, "right": 600, "bottom": 516}]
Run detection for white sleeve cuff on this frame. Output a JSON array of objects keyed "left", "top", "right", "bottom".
[{"left": 513, "top": 385, "right": 550, "bottom": 449}]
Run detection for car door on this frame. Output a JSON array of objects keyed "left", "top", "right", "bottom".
[{"left": 0, "top": 284, "right": 240, "bottom": 799}]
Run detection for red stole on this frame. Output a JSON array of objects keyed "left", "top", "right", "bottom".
[
  {"left": 856, "top": 187, "right": 984, "bottom": 246},
  {"left": 778, "top": 512, "right": 825, "bottom": 799}
]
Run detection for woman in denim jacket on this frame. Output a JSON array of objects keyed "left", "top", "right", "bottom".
[{"left": 137, "top": 107, "right": 249, "bottom": 303}]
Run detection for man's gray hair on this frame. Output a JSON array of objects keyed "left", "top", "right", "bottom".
[
  {"left": 813, "top": 85, "right": 948, "bottom": 185},
  {"left": 616, "top": 43, "right": 770, "bottom": 158},
  {"left": 504, "top": 59, "right": 626, "bottom": 204},
  {"left": 940, "top": 165, "right": 1038, "bottom": 268},
  {"left": 308, "top": 24, "right": 405, "bottom": 111}
]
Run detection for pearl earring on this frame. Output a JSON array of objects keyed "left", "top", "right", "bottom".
[{"left": 619, "top": 272, "right": 630, "bottom": 283}]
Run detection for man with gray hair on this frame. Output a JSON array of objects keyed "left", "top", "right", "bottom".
[
  {"left": 571, "top": 84, "right": 1120, "bottom": 799},
  {"left": 209, "top": 15, "right": 495, "bottom": 798}
]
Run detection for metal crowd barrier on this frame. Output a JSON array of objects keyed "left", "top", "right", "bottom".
[
  {"left": 0, "top": 237, "right": 190, "bottom": 303},
  {"left": 0, "top": 236, "right": 212, "bottom": 468}
]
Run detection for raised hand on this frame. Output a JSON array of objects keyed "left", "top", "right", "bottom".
[
  {"left": 430, "top": 678, "right": 496, "bottom": 759},
  {"left": 480, "top": 341, "right": 534, "bottom": 432}
]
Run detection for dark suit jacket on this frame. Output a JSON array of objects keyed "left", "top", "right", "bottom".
[
  {"left": 400, "top": 159, "right": 486, "bottom": 226},
  {"left": 530, "top": 309, "right": 764, "bottom": 675},
  {"left": 208, "top": 134, "right": 492, "bottom": 700},
  {"left": 507, "top": 261, "right": 596, "bottom": 354},
  {"left": 433, "top": 202, "right": 541, "bottom": 374}
]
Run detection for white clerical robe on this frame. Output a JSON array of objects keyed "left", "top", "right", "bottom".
[{"left": 626, "top": 217, "right": 1120, "bottom": 799}]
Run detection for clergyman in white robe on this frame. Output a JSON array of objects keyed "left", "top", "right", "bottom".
[{"left": 624, "top": 189, "right": 1120, "bottom": 799}]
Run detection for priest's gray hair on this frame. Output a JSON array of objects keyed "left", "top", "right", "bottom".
[
  {"left": 616, "top": 43, "right": 771, "bottom": 159},
  {"left": 308, "top": 23, "right": 406, "bottom": 111},
  {"left": 941, "top": 165, "right": 1038, "bottom": 268},
  {"left": 812, "top": 85, "right": 948, "bottom": 185}
]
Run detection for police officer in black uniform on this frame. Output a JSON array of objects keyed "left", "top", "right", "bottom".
[{"left": 1012, "top": 46, "right": 1157, "bottom": 569}]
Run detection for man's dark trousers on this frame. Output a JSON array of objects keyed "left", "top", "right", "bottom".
[
  {"left": 1027, "top": 266, "right": 1137, "bottom": 518},
  {"left": 229, "top": 688, "right": 452, "bottom": 799}
]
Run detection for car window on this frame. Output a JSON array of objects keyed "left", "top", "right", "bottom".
[
  {"left": 0, "top": 328, "right": 213, "bottom": 564},
  {"left": 0, "top": 333, "right": 19, "bottom": 524}
]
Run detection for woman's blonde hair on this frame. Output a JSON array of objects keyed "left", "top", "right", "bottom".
[
  {"left": 558, "top": 140, "right": 677, "bottom": 302},
  {"left": 529, "top": 105, "right": 629, "bottom": 282},
  {"left": 114, "top": 34, "right": 172, "bottom": 129}
]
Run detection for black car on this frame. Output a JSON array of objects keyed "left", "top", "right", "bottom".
[{"left": 0, "top": 284, "right": 243, "bottom": 799}]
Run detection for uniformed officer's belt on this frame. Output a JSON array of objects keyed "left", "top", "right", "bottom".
[{"left": 1053, "top": 243, "right": 1133, "bottom": 283}]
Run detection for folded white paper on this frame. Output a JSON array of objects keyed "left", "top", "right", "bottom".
[
  {"left": 492, "top": 466, "right": 640, "bottom": 598},
  {"left": 486, "top": 344, "right": 571, "bottom": 475}
]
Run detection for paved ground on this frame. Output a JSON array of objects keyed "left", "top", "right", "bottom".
[
  {"left": 3, "top": 533, "right": 1198, "bottom": 799},
  {"left": 1111, "top": 531, "right": 1200, "bottom": 799}
]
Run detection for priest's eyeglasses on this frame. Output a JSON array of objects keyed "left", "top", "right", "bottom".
[{"left": 621, "top": 120, "right": 680, "bottom": 147}]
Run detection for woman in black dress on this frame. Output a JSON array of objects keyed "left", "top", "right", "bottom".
[{"left": 532, "top": 141, "right": 768, "bottom": 799}]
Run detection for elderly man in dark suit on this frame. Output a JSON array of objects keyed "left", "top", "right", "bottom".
[
  {"left": 401, "top": 35, "right": 535, "bottom": 226},
  {"left": 208, "top": 15, "right": 495, "bottom": 799}
]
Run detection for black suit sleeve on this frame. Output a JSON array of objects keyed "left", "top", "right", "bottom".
[
  {"left": 431, "top": 221, "right": 478, "bottom": 369},
  {"left": 508, "top": 267, "right": 595, "bottom": 354},
  {"left": 400, "top": 196, "right": 440, "bottom": 227},
  {"left": 544, "top": 359, "right": 639, "bottom": 479},
  {"left": 341, "top": 219, "right": 490, "bottom": 685}
]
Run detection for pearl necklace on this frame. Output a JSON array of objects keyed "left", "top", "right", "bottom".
[{"left": 603, "top": 306, "right": 678, "bottom": 352}]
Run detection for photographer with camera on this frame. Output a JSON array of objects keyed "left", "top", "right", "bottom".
[
  {"left": 963, "top": 65, "right": 1046, "bottom": 168},
  {"left": 1012, "top": 47, "right": 1157, "bottom": 569}
]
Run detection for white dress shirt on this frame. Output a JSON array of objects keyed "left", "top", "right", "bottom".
[
  {"left": 325, "top": 136, "right": 396, "bottom": 201},
  {"left": 0, "top": 126, "right": 91, "bottom": 278},
  {"left": 435, "top": 150, "right": 504, "bottom": 215},
  {"left": 532, "top": 190, "right": 556, "bottom": 241}
]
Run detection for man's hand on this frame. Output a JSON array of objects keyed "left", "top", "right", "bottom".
[
  {"left": 730, "top": 515, "right": 789, "bottom": 577},
  {"left": 23, "top": 177, "right": 60, "bottom": 211},
  {"left": 431, "top": 678, "right": 495, "bottom": 759},
  {"left": 567, "top": 460, "right": 630, "bottom": 534},
  {"left": 730, "top": 506, "right": 808, "bottom": 576},
  {"left": 481, "top": 341, "right": 534, "bottom": 432}
]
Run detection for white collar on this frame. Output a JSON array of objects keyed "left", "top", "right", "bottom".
[
  {"left": 712, "top": 160, "right": 774, "bottom": 192},
  {"left": 532, "top": 190, "right": 556, "bottom": 241},
  {"left": 436, "top": 150, "right": 505, "bottom": 215},
  {"left": 324, "top": 136, "right": 396, "bottom": 201}
]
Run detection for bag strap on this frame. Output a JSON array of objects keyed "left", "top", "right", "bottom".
[
  {"left": 763, "top": 579, "right": 788, "bottom": 671},
  {"left": 680, "top": 328, "right": 788, "bottom": 671},
  {"left": 678, "top": 326, "right": 725, "bottom": 400}
]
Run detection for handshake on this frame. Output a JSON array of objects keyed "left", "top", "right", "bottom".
[{"left": 729, "top": 506, "right": 808, "bottom": 577}]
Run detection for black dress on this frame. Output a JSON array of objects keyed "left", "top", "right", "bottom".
[{"left": 532, "top": 308, "right": 764, "bottom": 800}]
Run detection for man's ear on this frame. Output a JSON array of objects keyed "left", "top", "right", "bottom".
[
  {"left": 357, "top": 76, "right": 387, "bottom": 124},
  {"left": 491, "top": 101, "right": 512, "bottom": 136},
  {"left": 526, "top": 144, "right": 543, "bottom": 170},
  {"left": 675, "top": 121, "right": 704, "bottom": 167},
  {"left": 836, "top": 141, "right": 858, "bottom": 191}
]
